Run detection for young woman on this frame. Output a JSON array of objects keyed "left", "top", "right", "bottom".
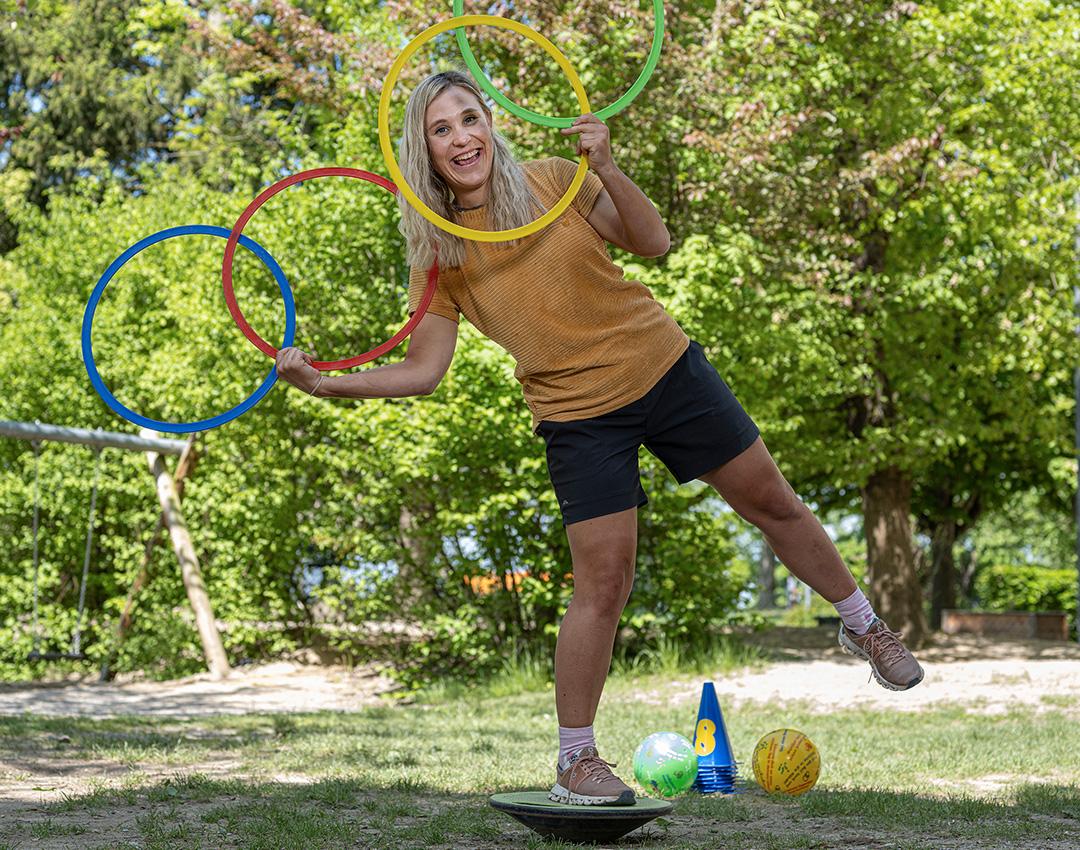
[{"left": 276, "top": 70, "right": 923, "bottom": 806}]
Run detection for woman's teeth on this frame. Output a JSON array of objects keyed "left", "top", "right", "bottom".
[{"left": 453, "top": 150, "right": 481, "bottom": 167}]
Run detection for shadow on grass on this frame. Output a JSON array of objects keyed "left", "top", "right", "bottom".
[
  {"left": 3, "top": 772, "right": 1079, "bottom": 850},
  {"left": 0, "top": 707, "right": 413, "bottom": 760}
]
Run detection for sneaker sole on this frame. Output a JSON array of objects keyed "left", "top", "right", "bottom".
[
  {"left": 838, "top": 629, "right": 925, "bottom": 692},
  {"left": 548, "top": 783, "right": 636, "bottom": 806}
]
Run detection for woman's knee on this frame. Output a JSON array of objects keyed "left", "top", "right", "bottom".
[
  {"left": 565, "top": 508, "right": 637, "bottom": 616},
  {"left": 572, "top": 553, "right": 635, "bottom": 617},
  {"left": 700, "top": 439, "right": 803, "bottom": 528},
  {"left": 722, "top": 474, "right": 803, "bottom": 529},
  {"left": 753, "top": 486, "right": 804, "bottom": 527}
]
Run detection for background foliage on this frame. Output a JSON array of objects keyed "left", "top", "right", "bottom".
[{"left": 1, "top": 0, "right": 1077, "bottom": 684}]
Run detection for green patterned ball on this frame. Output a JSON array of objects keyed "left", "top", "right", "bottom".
[{"left": 633, "top": 731, "right": 699, "bottom": 797}]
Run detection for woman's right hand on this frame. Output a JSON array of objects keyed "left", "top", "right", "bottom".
[{"left": 275, "top": 347, "right": 323, "bottom": 395}]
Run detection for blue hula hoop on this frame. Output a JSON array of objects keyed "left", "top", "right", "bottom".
[{"left": 82, "top": 224, "right": 296, "bottom": 434}]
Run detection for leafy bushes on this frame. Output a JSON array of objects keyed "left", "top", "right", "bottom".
[{"left": 974, "top": 564, "right": 1077, "bottom": 630}]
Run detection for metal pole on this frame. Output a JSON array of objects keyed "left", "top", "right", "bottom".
[
  {"left": 30, "top": 440, "right": 42, "bottom": 654},
  {"left": 1074, "top": 326, "right": 1079, "bottom": 644},
  {"left": 71, "top": 448, "right": 104, "bottom": 657},
  {"left": 0, "top": 420, "right": 187, "bottom": 456},
  {"left": 1074, "top": 190, "right": 1080, "bottom": 643}
]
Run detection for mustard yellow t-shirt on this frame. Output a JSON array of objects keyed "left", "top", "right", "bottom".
[{"left": 407, "top": 157, "right": 689, "bottom": 431}]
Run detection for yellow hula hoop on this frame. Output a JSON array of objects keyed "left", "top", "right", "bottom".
[{"left": 378, "top": 14, "right": 592, "bottom": 243}]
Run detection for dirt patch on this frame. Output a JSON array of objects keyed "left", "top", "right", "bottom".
[
  {"left": 4, "top": 782, "right": 1078, "bottom": 850},
  {"left": 694, "top": 626, "right": 1080, "bottom": 715},
  {"left": 3, "top": 631, "right": 1078, "bottom": 722},
  {"left": 0, "top": 752, "right": 244, "bottom": 813},
  {"left": 1, "top": 631, "right": 1079, "bottom": 849},
  {"left": 0, "top": 660, "right": 396, "bottom": 719},
  {"left": 633, "top": 654, "right": 1080, "bottom": 716},
  {"left": 926, "top": 771, "right": 1076, "bottom": 794},
  {"left": 3, "top": 795, "right": 233, "bottom": 850}
]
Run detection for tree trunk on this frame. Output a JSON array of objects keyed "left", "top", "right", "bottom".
[
  {"left": 862, "top": 467, "right": 927, "bottom": 646},
  {"left": 757, "top": 543, "right": 776, "bottom": 609},
  {"left": 142, "top": 430, "right": 231, "bottom": 679},
  {"left": 929, "top": 519, "right": 958, "bottom": 630},
  {"left": 397, "top": 496, "right": 438, "bottom": 611}
]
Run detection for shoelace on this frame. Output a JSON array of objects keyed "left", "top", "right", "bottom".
[
  {"left": 573, "top": 754, "right": 619, "bottom": 783},
  {"left": 861, "top": 625, "right": 908, "bottom": 666}
]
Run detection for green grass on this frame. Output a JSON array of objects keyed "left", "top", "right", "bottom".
[
  {"left": 29, "top": 819, "right": 88, "bottom": 838},
  {"left": 415, "top": 634, "right": 766, "bottom": 704},
  {"left": 1, "top": 660, "right": 1078, "bottom": 849}
]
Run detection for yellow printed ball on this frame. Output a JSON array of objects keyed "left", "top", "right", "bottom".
[{"left": 752, "top": 728, "right": 820, "bottom": 796}]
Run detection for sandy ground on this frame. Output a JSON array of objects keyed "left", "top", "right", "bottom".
[
  {"left": 0, "top": 660, "right": 395, "bottom": 719},
  {"left": 657, "top": 626, "right": 1080, "bottom": 716},
  {"left": 1, "top": 628, "right": 1076, "bottom": 720}
]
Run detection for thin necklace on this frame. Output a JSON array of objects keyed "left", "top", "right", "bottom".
[{"left": 452, "top": 200, "right": 486, "bottom": 212}]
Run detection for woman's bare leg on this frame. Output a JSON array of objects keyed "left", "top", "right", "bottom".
[
  {"left": 697, "top": 437, "right": 856, "bottom": 603},
  {"left": 554, "top": 506, "right": 638, "bottom": 727}
]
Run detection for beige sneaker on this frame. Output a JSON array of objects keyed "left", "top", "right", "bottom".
[
  {"left": 549, "top": 746, "right": 636, "bottom": 806},
  {"left": 839, "top": 618, "right": 924, "bottom": 691}
]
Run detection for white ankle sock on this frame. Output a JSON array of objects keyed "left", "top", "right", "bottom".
[
  {"left": 558, "top": 725, "right": 596, "bottom": 768},
  {"left": 834, "top": 587, "right": 876, "bottom": 634}
]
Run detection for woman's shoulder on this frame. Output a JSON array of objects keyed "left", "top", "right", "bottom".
[{"left": 521, "top": 156, "right": 580, "bottom": 194}]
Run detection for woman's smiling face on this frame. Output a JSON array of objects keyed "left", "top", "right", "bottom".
[{"left": 425, "top": 85, "right": 494, "bottom": 207}]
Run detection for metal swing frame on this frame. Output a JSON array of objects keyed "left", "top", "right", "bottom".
[
  {"left": 26, "top": 442, "right": 103, "bottom": 662},
  {"left": 3, "top": 421, "right": 188, "bottom": 664}
]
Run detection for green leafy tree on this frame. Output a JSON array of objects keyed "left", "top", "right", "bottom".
[
  {"left": 0, "top": 0, "right": 201, "bottom": 251},
  {"left": 627, "top": 0, "right": 1079, "bottom": 644}
]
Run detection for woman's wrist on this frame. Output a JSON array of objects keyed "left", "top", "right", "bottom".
[
  {"left": 592, "top": 159, "right": 620, "bottom": 180},
  {"left": 308, "top": 374, "right": 326, "bottom": 397}
]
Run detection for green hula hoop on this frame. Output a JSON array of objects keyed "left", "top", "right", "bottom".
[{"left": 452, "top": 0, "right": 665, "bottom": 129}]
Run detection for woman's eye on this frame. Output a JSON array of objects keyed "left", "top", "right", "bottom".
[{"left": 433, "top": 116, "right": 476, "bottom": 136}]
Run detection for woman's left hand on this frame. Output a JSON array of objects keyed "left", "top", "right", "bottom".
[{"left": 562, "top": 114, "right": 613, "bottom": 173}]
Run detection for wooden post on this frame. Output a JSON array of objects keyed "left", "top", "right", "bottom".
[
  {"left": 99, "top": 436, "right": 200, "bottom": 681},
  {"left": 140, "top": 429, "right": 231, "bottom": 679}
]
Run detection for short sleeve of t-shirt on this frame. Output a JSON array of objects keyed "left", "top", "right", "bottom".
[
  {"left": 534, "top": 156, "right": 604, "bottom": 219},
  {"left": 407, "top": 261, "right": 460, "bottom": 323}
]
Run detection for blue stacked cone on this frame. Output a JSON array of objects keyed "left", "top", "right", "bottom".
[{"left": 691, "top": 682, "right": 738, "bottom": 794}]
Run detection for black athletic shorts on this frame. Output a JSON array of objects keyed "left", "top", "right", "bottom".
[{"left": 536, "top": 340, "right": 760, "bottom": 526}]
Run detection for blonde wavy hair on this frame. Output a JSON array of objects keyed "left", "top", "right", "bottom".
[{"left": 396, "top": 70, "right": 543, "bottom": 270}]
